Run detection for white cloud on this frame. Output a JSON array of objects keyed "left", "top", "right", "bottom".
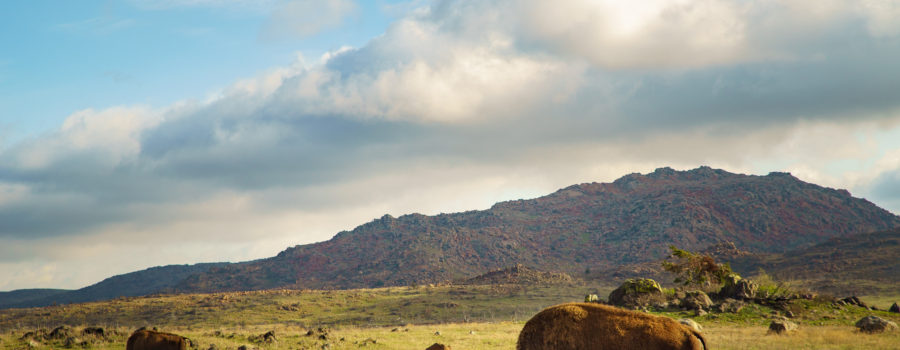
[
  {"left": 6, "top": 107, "right": 157, "bottom": 170},
  {"left": 515, "top": 0, "right": 751, "bottom": 68},
  {"left": 260, "top": 0, "right": 358, "bottom": 40},
  {"left": 857, "top": 0, "right": 900, "bottom": 37}
]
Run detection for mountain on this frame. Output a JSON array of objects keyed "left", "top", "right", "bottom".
[
  {"left": 0, "top": 289, "right": 69, "bottom": 308},
  {"left": 174, "top": 166, "right": 900, "bottom": 293},
  {"left": 734, "top": 227, "right": 900, "bottom": 295},
  {"left": 0, "top": 263, "right": 227, "bottom": 309}
]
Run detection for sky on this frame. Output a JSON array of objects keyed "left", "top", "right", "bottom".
[{"left": 2, "top": 0, "right": 900, "bottom": 291}]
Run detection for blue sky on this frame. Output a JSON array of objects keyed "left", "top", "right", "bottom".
[
  {"left": 1, "top": 0, "right": 399, "bottom": 141},
  {"left": 3, "top": 0, "right": 900, "bottom": 291}
]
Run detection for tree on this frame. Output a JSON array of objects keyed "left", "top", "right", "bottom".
[{"left": 661, "top": 245, "right": 734, "bottom": 288}]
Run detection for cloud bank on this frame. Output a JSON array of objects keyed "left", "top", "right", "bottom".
[{"left": 3, "top": 0, "right": 900, "bottom": 290}]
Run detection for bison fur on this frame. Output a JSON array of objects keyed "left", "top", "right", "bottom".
[
  {"left": 127, "top": 329, "right": 188, "bottom": 350},
  {"left": 518, "top": 302, "right": 707, "bottom": 350}
]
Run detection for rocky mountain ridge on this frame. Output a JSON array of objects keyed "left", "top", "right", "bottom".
[{"left": 175, "top": 166, "right": 900, "bottom": 292}]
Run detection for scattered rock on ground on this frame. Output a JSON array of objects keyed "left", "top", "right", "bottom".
[
  {"left": 768, "top": 320, "right": 798, "bottom": 334},
  {"left": 357, "top": 338, "right": 377, "bottom": 346},
  {"left": 651, "top": 301, "right": 669, "bottom": 310},
  {"left": 48, "top": 326, "right": 72, "bottom": 340},
  {"left": 716, "top": 299, "right": 745, "bottom": 313},
  {"left": 855, "top": 316, "right": 899, "bottom": 334},
  {"left": 426, "top": 343, "right": 451, "bottom": 350},
  {"left": 678, "top": 319, "right": 703, "bottom": 332},
  {"left": 683, "top": 291, "right": 713, "bottom": 311},
  {"left": 694, "top": 309, "right": 707, "bottom": 317},
  {"left": 249, "top": 330, "right": 276, "bottom": 344},
  {"left": 889, "top": 302, "right": 900, "bottom": 313},
  {"left": 837, "top": 296, "right": 868, "bottom": 308},
  {"left": 81, "top": 327, "right": 104, "bottom": 338}
]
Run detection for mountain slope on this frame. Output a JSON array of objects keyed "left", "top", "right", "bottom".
[
  {"left": 734, "top": 227, "right": 900, "bottom": 294},
  {"left": 176, "top": 166, "right": 900, "bottom": 292},
  {"left": 0, "top": 289, "right": 70, "bottom": 308},
  {"left": 1, "top": 263, "right": 227, "bottom": 309}
]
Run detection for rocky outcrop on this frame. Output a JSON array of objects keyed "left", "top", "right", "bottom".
[
  {"left": 855, "top": 316, "right": 899, "bottom": 333},
  {"left": 608, "top": 279, "right": 665, "bottom": 308},
  {"left": 836, "top": 296, "right": 868, "bottom": 308},
  {"left": 682, "top": 291, "right": 713, "bottom": 311},
  {"left": 719, "top": 274, "right": 758, "bottom": 299}
]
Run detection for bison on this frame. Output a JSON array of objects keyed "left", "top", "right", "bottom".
[
  {"left": 517, "top": 302, "right": 707, "bottom": 350},
  {"left": 127, "top": 329, "right": 188, "bottom": 350}
]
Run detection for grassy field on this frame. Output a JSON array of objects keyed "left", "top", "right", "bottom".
[{"left": 1, "top": 283, "right": 899, "bottom": 349}]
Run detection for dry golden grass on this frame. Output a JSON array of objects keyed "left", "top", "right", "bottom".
[
  {"left": 2, "top": 284, "right": 899, "bottom": 349},
  {"left": 4, "top": 321, "right": 900, "bottom": 350},
  {"left": 703, "top": 324, "right": 900, "bottom": 350}
]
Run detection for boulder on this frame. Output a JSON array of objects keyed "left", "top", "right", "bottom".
[
  {"left": 889, "top": 302, "right": 899, "bottom": 313},
  {"left": 719, "top": 274, "right": 758, "bottom": 299},
  {"left": 426, "top": 343, "right": 450, "bottom": 350},
  {"left": 81, "top": 327, "right": 105, "bottom": 338},
  {"left": 263, "top": 331, "right": 276, "bottom": 343},
  {"left": 683, "top": 291, "right": 713, "bottom": 311},
  {"left": 249, "top": 330, "right": 276, "bottom": 344},
  {"left": 607, "top": 278, "right": 665, "bottom": 308},
  {"left": 715, "top": 298, "right": 745, "bottom": 313},
  {"left": 48, "top": 326, "right": 72, "bottom": 340},
  {"left": 839, "top": 296, "right": 867, "bottom": 308},
  {"left": 677, "top": 318, "right": 703, "bottom": 332},
  {"left": 855, "top": 316, "right": 899, "bottom": 334},
  {"left": 768, "top": 320, "right": 798, "bottom": 334},
  {"left": 693, "top": 308, "right": 707, "bottom": 317}
]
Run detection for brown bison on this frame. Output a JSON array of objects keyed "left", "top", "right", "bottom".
[
  {"left": 518, "top": 302, "right": 707, "bottom": 350},
  {"left": 127, "top": 329, "right": 188, "bottom": 350}
]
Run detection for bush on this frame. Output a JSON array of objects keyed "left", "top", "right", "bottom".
[
  {"left": 661, "top": 246, "right": 734, "bottom": 291},
  {"left": 751, "top": 269, "right": 802, "bottom": 299}
]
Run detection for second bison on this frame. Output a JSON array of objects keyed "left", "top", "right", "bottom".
[
  {"left": 518, "top": 302, "right": 707, "bottom": 350},
  {"left": 127, "top": 329, "right": 189, "bottom": 350}
]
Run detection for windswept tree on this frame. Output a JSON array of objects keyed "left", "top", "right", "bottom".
[{"left": 661, "top": 245, "right": 734, "bottom": 288}]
